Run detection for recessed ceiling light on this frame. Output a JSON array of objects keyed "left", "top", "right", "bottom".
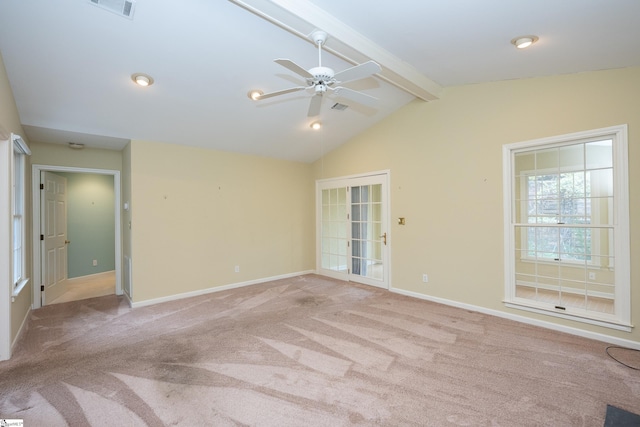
[
  {"left": 310, "top": 121, "right": 322, "bottom": 130},
  {"left": 131, "top": 73, "right": 154, "bottom": 87},
  {"left": 511, "top": 35, "right": 539, "bottom": 49},
  {"left": 248, "top": 90, "right": 263, "bottom": 100}
]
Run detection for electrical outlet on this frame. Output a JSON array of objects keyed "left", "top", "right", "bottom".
[
  {"left": 234, "top": 265, "right": 240, "bottom": 273},
  {"left": 422, "top": 274, "right": 429, "bottom": 283},
  {"left": 93, "top": 259, "right": 98, "bottom": 266}
]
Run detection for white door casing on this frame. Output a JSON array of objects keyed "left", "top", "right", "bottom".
[
  {"left": 316, "top": 171, "right": 390, "bottom": 289},
  {"left": 32, "top": 165, "right": 123, "bottom": 309}
]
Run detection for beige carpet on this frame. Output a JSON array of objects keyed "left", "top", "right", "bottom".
[{"left": 1, "top": 274, "right": 639, "bottom": 426}]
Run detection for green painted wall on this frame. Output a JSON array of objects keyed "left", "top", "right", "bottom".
[{"left": 59, "top": 172, "right": 115, "bottom": 278}]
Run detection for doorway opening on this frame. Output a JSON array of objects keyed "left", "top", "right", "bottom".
[
  {"left": 32, "top": 165, "right": 122, "bottom": 309},
  {"left": 316, "top": 171, "right": 390, "bottom": 289}
]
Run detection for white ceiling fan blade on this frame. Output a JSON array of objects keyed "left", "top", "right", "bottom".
[
  {"left": 334, "top": 60, "right": 381, "bottom": 84},
  {"left": 307, "top": 94, "right": 322, "bottom": 117},
  {"left": 257, "top": 86, "right": 306, "bottom": 100},
  {"left": 333, "top": 87, "right": 378, "bottom": 108},
  {"left": 274, "top": 59, "right": 314, "bottom": 79}
]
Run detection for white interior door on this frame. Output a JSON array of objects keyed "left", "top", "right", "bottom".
[
  {"left": 41, "top": 171, "right": 69, "bottom": 305},
  {"left": 317, "top": 173, "right": 389, "bottom": 289}
]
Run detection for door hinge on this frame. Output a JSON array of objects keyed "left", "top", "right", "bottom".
[
  {"left": 41, "top": 285, "right": 44, "bottom": 292},
  {"left": 40, "top": 234, "right": 44, "bottom": 241},
  {"left": 40, "top": 183, "right": 44, "bottom": 190}
]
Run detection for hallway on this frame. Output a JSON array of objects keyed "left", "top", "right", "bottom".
[{"left": 50, "top": 271, "right": 116, "bottom": 305}]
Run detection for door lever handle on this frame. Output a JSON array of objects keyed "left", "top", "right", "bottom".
[
  {"left": 379, "top": 232, "right": 387, "bottom": 245},
  {"left": 64, "top": 240, "right": 71, "bottom": 244}
]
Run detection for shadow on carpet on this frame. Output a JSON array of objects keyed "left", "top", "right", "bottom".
[{"left": 604, "top": 404, "right": 640, "bottom": 426}]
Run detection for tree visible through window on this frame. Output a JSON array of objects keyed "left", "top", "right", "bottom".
[{"left": 525, "top": 171, "right": 592, "bottom": 262}]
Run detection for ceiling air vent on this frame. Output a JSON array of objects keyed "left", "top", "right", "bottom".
[
  {"left": 331, "top": 103, "right": 349, "bottom": 111},
  {"left": 89, "top": 0, "right": 136, "bottom": 19}
]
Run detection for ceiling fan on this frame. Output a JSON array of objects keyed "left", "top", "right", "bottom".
[{"left": 253, "top": 31, "right": 382, "bottom": 117}]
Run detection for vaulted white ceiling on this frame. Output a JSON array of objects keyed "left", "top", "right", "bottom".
[{"left": 0, "top": 0, "right": 639, "bottom": 162}]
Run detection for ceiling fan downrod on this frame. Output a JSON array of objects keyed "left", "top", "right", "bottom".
[{"left": 311, "top": 30, "right": 328, "bottom": 67}]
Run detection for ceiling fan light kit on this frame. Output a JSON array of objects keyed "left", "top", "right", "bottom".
[
  {"left": 252, "top": 30, "right": 382, "bottom": 117},
  {"left": 248, "top": 90, "right": 263, "bottom": 100}
]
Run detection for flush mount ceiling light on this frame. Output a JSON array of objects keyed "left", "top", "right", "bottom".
[
  {"left": 68, "top": 142, "right": 85, "bottom": 149},
  {"left": 131, "top": 73, "right": 154, "bottom": 87},
  {"left": 310, "top": 121, "right": 322, "bottom": 130},
  {"left": 511, "top": 35, "right": 539, "bottom": 49},
  {"left": 248, "top": 90, "right": 263, "bottom": 100}
]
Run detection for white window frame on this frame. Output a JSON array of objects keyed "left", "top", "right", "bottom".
[
  {"left": 503, "top": 125, "right": 630, "bottom": 331},
  {"left": 11, "top": 133, "right": 31, "bottom": 297}
]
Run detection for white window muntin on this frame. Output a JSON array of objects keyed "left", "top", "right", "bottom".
[
  {"left": 11, "top": 134, "right": 30, "bottom": 294},
  {"left": 503, "top": 125, "right": 630, "bottom": 331}
]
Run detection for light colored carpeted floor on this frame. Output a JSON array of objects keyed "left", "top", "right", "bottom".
[{"left": 1, "top": 274, "right": 639, "bottom": 426}]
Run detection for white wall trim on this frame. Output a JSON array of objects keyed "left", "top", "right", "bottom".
[
  {"left": 315, "top": 169, "right": 392, "bottom": 290},
  {"left": 389, "top": 285, "right": 640, "bottom": 350},
  {"left": 502, "top": 124, "right": 631, "bottom": 328},
  {"left": 131, "top": 270, "right": 315, "bottom": 308},
  {"left": 31, "top": 164, "right": 122, "bottom": 309},
  {"left": 123, "top": 290, "right": 133, "bottom": 308},
  {"left": 67, "top": 270, "right": 116, "bottom": 282}
]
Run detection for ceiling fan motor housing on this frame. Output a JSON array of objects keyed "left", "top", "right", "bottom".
[{"left": 309, "top": 66, "right": 335, "bottom": 86}]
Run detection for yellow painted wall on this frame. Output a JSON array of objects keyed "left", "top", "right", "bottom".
[
  {"left": 128, "top": 140, "right": 315, "bottom": 303},
  {"left": 30, "top": 141, "right": 122, "bottom": 171},
  {"left": 313, "top": 66, "right": 640, "bottom": 342},
  {"left": 0, "top": 51, "right": 31, "bottom": 351}
]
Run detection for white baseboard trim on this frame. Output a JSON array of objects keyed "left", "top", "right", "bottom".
[
  {"left": 131, "top": 270, "right": 316, "bottom": 309},
  {"left": 68, "top": 270, "right": 116, "bottom": 282},
  {"left": 11, "top": 305, "right": 31, "bottom": 355},
  {"left": 389, "top": 285, "right": 640, "bottom": 350}
]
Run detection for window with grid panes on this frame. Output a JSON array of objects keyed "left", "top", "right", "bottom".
[
  {"left": 12, "top": 134, "right": 30, "bottom": 295},
  {"left": 320, "top": 187, "right": 348, "bottom": 273},
  {"left": 503, "top": 126, "right": 630, "bottom": 330}
]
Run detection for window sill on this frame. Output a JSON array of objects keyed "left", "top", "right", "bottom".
[
  {"left": 519, "top": 256, "right": 598, "bottom": 268},
  {"left": 12, "top": 278, "right": 30, "bottom": 301},
  {"left": 504, "top": 300, "right": 632, "bottom": 332}
]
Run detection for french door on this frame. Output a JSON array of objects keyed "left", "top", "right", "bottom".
[{"left": 317, "top": 172, "right": 389, "bottom": 288}]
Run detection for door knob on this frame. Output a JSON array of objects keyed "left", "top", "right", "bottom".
[
  {"left": 379, "top": 232, "right": 387, "bottom": 245},
  {"left": 64, "top": 240, "right": 71, "bottom": 244}
]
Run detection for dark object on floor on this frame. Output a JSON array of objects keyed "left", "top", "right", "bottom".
[{"left": 604, "top": 404, "right": 640, "bottom": 426}]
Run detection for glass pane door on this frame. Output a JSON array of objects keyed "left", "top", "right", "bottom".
[
  {"left": 317, "top": 173, "right": 389, "bottom": 289},
  {"left": 351, "top": 183, "right": 384, "bottom": 283},
  {"left": 320, "top": 187, "right": 349, "bottom": 276}
]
